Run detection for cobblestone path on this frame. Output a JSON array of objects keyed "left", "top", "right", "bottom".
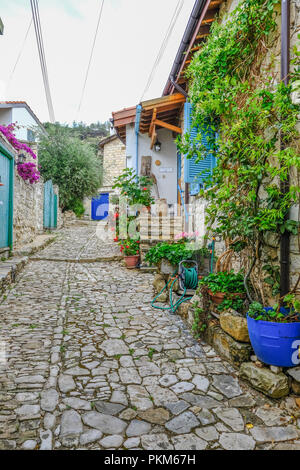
[{"left": 0, "top": 223, "right": 299, "bottom": 450}]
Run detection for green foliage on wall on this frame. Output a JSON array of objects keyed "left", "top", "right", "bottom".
[{"left": 178, "top": 0, "right": 300, "bottom": 298}]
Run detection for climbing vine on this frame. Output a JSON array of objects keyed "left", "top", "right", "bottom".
[{"left": 179, "top": 0, "right": 300, "bottom": 301}]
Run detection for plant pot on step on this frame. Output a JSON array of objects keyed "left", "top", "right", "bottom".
[
  {"left": 247, "top": 311, "right": 300, "bottom": 368},
  {"left": 124, "top": 255, "right": 140, "bottom": 269},
  {"left": 208, "top": 290, "right": 245, "bottom": 305}
]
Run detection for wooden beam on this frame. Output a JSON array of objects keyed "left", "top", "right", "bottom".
[
  {"left": 208, "top": 0, "right": 223, "bottom": 9},
  {"left": 195, "top": 25, "right": 211, "bottom": 39},
  {"left": 202, "top": 9, "right": 218, "bottom": 24},
  {"left": 154, "top": 119, "right": 182, "bottom": 134},
  {"left": 149, "top": 108, "right": 157, "bottom": 137},
  {"left": 150, "top": 125, "right": 157, "bottom": 150},
  {"left": 142, "top": 97, "right": 185, "bottom": 112}
]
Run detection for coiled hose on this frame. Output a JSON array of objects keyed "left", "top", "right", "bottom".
[{"left": 151, "top": 266, "right": 198, "bottom": 314}]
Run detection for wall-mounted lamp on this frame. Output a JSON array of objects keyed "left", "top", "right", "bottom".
[
  {"left": 154, "top": 140, "right": 161, "bottom": 152},
  {"left": 16, "top": 153, "right": 26, "bottom": 165}
]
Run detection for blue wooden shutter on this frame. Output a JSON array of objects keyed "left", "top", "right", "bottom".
[{"left": 184, "top": 102, "right": 216, "bottom": 195}]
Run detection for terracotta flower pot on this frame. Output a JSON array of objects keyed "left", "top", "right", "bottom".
[
  {"left": 124, "top": 255, "right": 140, "bottom": 269},
  {"left": 208, "top": 290, "right": 226, "bottom": 305},
  {"left": 208, "top": 290, "right": 246, "bottom": 305}
]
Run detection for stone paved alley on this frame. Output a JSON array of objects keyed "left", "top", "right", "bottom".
[{"left": 0, "top": 222, "right": 299, "bottom": 451}]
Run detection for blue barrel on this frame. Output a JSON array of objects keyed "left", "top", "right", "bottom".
[{"left": 247, "top": 312, "right": 300, "bottom": 367}]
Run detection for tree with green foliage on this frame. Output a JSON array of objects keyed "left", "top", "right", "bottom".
[{"left": 38, "top": 124, "right": 103, "bottom": 216}]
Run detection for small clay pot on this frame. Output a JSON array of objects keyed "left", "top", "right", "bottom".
[
  {"left": 208, "top": 290, "right": 246, "bottom": 305},
  {"left": 124, "top": 255, "right": 140, "bottom": 269},
  {"left": 208, "top": 290, "right": 226, "bottom": 305}
]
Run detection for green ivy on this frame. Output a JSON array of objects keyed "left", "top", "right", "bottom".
[
  {"left": 199, "top": 271, "right": 246, "bottom": 294},
  {"left": 178, "top": 0, "right": 300, "bottom": 298}
]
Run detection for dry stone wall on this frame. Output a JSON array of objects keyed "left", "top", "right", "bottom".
[{"left": 13, "top": 175, "right": 63, "bottom": 249}]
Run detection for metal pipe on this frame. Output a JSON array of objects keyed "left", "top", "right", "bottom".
[
  {"left": 185, "top": 182, "right": 190, "bottom": 232},
  {"left": 280, "top": 0, "right": 291, "bottom": 298},
  {"left": 135, "top": 105, "right": 142, "bottom": 178}
]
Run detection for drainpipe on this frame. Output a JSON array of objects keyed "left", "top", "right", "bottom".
[
  {"left": 135, "top": 105, "right": 142, "bottom": 178},
  {"left": 280, "top": 0, "right": 290, "bottom": 298}
]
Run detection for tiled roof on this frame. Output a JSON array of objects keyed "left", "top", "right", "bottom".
[{"left": 0, "top": 101, "right": 46, "bottom": 133}]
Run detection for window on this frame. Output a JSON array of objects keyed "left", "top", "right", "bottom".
[{"left": 184, "top": 102, "right": 216, "bottom": 196}]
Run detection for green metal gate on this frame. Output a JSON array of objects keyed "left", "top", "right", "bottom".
[
  {"left": 0, "top": 143, "right": 14, "bottom": 250},
  {"left": 44, "top": 180, "right": 57, "bottom": 230}
]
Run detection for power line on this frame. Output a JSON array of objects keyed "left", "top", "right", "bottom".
[
  {"left": 7, "top": 18, "right": 33, "bottom": 89},
  {"left": 30, "top": 0, "right": 55, "bottom": 122},
  {"left": 34, "top": 0, "right": 55, "bottom": 122},
  {"left": 140, "top": 0, "right": 184, "bottom": 102},
  {"left": 77, "top": 0, "right": 105, "bottom": 116}
]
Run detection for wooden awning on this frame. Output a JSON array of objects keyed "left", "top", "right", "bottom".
[
  {"left": 112, "top": 93, "right": 185, "bottom": 146},
  {"left": 140, "top": 93, "right": 185, "bottom": 149},
  {"left": 111, "top": 106, "right": 136, "bottom": 143}
]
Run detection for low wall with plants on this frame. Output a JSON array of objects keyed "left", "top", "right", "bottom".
[{"left": 174, "top": 270, "right": 300, "bottom": 401}]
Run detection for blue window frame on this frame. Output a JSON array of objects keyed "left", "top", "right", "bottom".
[{"left": 184, "top": 102, "right": 216, "bottom": 195}]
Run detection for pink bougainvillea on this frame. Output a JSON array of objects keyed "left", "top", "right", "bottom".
[
  {"left": 0, "top": 123, "right": 40, "bottom": 184},
  {"left": 17, "top": 162, "right": 40, "bottom": 184}
]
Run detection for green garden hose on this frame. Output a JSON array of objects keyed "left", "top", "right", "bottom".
[{"left": 151, "top": 266, "right": 199, "bottom": 314}]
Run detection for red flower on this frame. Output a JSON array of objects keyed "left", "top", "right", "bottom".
[
  {"left": 114, "top": 237, "right": 119, "bottom": 242},
  {"left": 114, "top": 213, "right": 119, "bottom": 219},
  {"left": 126, "top": 245, "right": 129, "bottom": 249},
  {"left": 143, "top": 187, "right": 147, "bottom": 191}
]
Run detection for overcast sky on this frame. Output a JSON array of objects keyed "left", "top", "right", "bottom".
[{"left": 0, "top": 0, "right": 195, "bottom": 125}]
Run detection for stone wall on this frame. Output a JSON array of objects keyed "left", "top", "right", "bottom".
[
  {"left": 13, "top": 175, "right": 63, "bottom": 249},
  {"left": 101, "top": 136, "right": 126, "bottom": 191},
  {"left": 13, "top": 174, "right": 44, "bottom": 248},
  {"left": 187, "top": 0, "right": 300, "bottom": 296}
]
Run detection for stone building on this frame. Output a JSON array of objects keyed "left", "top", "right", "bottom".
[
  {"left": 83, "top": 134, "right": 126, "bottom": 219},
  {"left": 0, "top": 101, "right": 63, "bottom": 251},
  {"left": 99, "top": 134, "right": 126, "bottom": 192}
]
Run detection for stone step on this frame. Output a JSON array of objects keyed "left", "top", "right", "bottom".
[{"left": 0, "top": 256, "right": 28, "bottom": 294}]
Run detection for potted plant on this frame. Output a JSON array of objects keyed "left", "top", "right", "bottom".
[
  {"left": 247, "top": 295, "right": 300, "bottom": 367},
  {"left": 112, "top": 168, "right": 155, "bottom": 209},
  {"left": 119, "top": 239, "right": 140, "bottom": 269},
  {"left": 199, "top": 271, "right": 246, "bottom": 306}
]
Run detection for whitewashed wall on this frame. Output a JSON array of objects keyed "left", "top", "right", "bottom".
[{"left": 126, "top": 124, "right": 178, "bottom": 205}]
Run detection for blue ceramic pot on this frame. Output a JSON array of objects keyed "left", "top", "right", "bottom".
[{"left": 247, "top": 309, "right": 300, "bottom": 367}]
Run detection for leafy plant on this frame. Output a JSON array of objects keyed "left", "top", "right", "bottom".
[
  {"left": 119, "top": 239, "right": 140, "bottom": 256},
  {"left": 199, "top": 271, "right": 246, "bottom": 294},
  {"left": 145, "top": 240, "right": 208, "bottom": 267},
  {"left": 217, "top": 296, "right": 246, "bottom": 313},
  {"left": 38, "top": 124, "right": 102, "bottom": 213},
  {"left": 248, "top": 296, "right": 300, "bottom": 323},
  {"left": 113, "top": 168, "right": 154, "bottom": 208}
]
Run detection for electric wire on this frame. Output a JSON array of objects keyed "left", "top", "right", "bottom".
[
  {"left": 7, "top": 18, "right": 33, "bottom": 89},
  {"left": 30, "top": 0, "right": 55, "bottom": 122},
  {"left": 34, "top": 0, "right": 55, "bottom": 122},
  {"left": 140, "top": 0, "right": 184, "bottom": 102},
  {"left": 77, "top": 0, "right": 105, "bottom": 116}
]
